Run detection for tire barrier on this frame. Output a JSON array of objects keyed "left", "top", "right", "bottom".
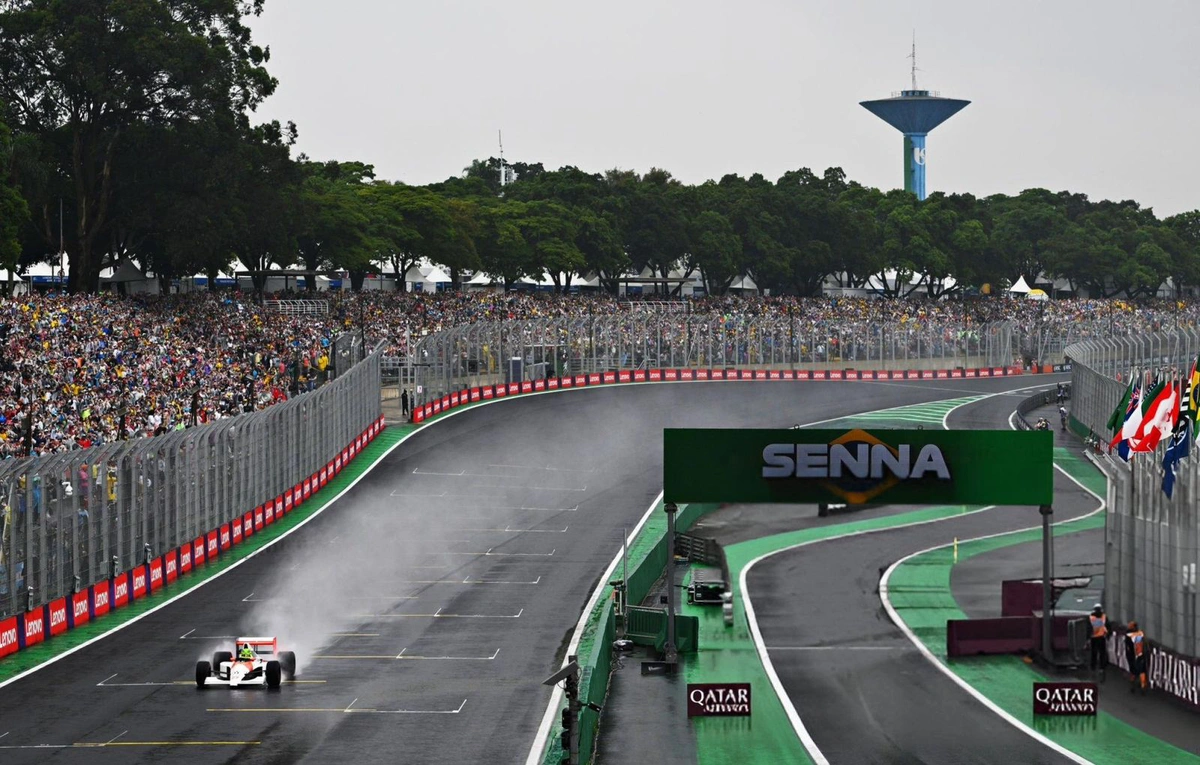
[
  {"left": 414, "top": 364, "right": 1040, "bottom": 424},
  {"left": 0, "top": 416, "right": 387, "bottom": 666}
]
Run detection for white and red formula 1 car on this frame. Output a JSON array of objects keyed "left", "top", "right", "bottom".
[{"left": 195, "top": 636, "right": 296, "bottom": 689}]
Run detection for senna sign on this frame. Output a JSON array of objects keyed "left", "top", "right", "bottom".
[
  {"left": 687, "top": 683, "right": 751, "bottom": 717},
  {"left": 663, "top": 428, "right": 1053, "bottom": 505}
]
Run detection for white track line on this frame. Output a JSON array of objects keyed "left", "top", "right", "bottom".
[
  {"left": 767, "top": 646, "right": 901, "bottom": 651},
  {"left": 374, "top": 699, "right": 467, "bottom": 715},
  {"left": 490, "top": 464, "right": 596, "bottom": 473},
  {"left": 524, "top": 490, "right": 663, "bottom": 765},
  {"left": 463, "top": 526, "right": 569, "bottom": 533},
  {"left": 430, "top": 548, "right": 554, "bottom": 557},
  {"left": 356, "top": 609, "right": 523, "bottom": 619},
  {"left": 315, "top": 649, "right": 500, "bottom": 661},
  {"left": 878, "top": 405, "right": 1103, "bottom": 765}
]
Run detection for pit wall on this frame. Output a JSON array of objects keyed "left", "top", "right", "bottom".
[
  {"left": 412, "top": 363, "right": 1067, "bottom": 424},
  {"left": 548, "top": 501, "right": 720, "bottom": 765},
  {"left": 0, "top": 417, "right": 387, "bottom": 662}
]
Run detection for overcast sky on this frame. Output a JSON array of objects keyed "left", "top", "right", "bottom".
[{"left": 248, "top": 1, "right": 1200, "bottom": 216}]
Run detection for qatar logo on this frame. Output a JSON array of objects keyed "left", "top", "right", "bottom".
[
  {"left": 1033, "top": 683, "right": 1097, "bottom": 715},
  {"left": 913, "top": 146, "right": 927, "bottom": 166},
  {"left": 762, "top": 429, "right": 951, "bottom": 504},
  {"left": 687, "top": 683, "right": 751, "bottom": 717}
]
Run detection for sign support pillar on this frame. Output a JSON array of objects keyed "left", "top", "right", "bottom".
[
  {"left": 1041, "top": 504, "right": 1054, "bottom": 662},
  {"left": 664, "top": 502, "right": 678, "bottom": 664}
]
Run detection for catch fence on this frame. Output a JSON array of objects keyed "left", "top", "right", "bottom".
[
  {"left": 1067, "top": 329, "right": 1200, "bottom": 658},
  {"left": 406, "top": 315, "right": 1021, "bottom": 404},
  {"left": 0, "top": 346, "right": 383, "bottom": 618}
]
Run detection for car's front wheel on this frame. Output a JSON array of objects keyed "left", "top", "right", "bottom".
[
  {"left": 265, "top": 660, "right": 281, "bottom": 689},
  {"left": 195, "top": 661, "right": 211, "bottom": 689}
]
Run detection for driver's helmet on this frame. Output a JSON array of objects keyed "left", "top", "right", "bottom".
[{"left": 239, "top": 643, "right": 255, "bottom": 659}]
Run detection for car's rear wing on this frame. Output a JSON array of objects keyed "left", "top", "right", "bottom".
[{"left": 235, "top": 636, "right": 278, "bottom": 652}]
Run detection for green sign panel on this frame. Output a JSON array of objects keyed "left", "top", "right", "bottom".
[{"left": 663, "top": 428, "right": 1053, "bottom": 506}]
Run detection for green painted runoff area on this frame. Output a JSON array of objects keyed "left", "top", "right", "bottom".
[
  {"left": 0, "top": 425, "right": 410, "bottom": 682},
  {"left": 686, "top": 503, "right": 982, "bottom": 765},
  {"left": 887, "top": 447, "right": 1200, "bottom": 764}
]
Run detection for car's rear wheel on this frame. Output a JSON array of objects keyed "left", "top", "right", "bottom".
[
  {"left": 265, "top": 660, "right": 281, "bottom": 689},
  {"left": 195, "top": 661, "right": 211, "bottom": 689},
  {"left": 279, "top": 651, "right": 296, "bottom": 678},
  {"left": 213, "top": 650, "right": 232, "bottom": 669}
]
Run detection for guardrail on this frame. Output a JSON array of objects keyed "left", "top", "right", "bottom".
[{"left": 0, "top": 349, "right": 384, "bottom": 620}]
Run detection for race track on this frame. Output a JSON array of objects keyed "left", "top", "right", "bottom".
[
  {"left": 746, "top": 387, "right": 1093, "bottom": 764},
  {"left": 0, "top": 377, "right": 1056, "bottom": 764}
]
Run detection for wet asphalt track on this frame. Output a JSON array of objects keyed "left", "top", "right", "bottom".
[
  {"left": 0, "top": 377, "right": 1058, "bottom": 764},
  {"left": 748, "top": 385, "right": 1094, "bottom": 765}
]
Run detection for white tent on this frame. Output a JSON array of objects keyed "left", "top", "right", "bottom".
[
  {"left": 405, "top": 264, "right": 453, "bottom": 293},
  {"left": 1008, "top": 276, "right": 1032, "bottom": 295}
]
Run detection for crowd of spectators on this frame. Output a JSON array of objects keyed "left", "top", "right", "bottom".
[{"left": 0, "top": 289, "right": 1197, "bottom": 459}]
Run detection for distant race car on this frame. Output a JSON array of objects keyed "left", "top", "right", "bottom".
[{"left": 195, "top": 636, "right": 296, "bottom": 689}]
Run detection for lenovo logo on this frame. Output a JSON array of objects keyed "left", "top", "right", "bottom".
[
  {"left": 94, "top": 589, "right": 109, "bottom": 608},
  {"left": 25, "top": 616, "right": 43, "bottom": 638},
  {"left": 114, "top": 581, "right": 128, "bottom": 600},
  {"left": 0, "top": 625, "right": 16, "bottom": 650},
  {"left": 133, "top": 572, "right": 145, "bottom": 590},
  {"left": 74, "top": 598, "right": 89, "bottom": 620},
  {"left": 167, "top": 558, "right": 177, "bottom": 575},
  {"left": 50, "top": 606, "right": 66, "bottom": 629}
]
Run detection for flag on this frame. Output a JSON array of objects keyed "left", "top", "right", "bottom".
[
  {"left": 1107, "top": 375, "right": 1135, "bottom": 434},
  {"left": 1133, "top": 378, "right": 1178, "bottom": 453},
  {"left": 1124, "top": 375, "right": 1166, "bottom": 448},
  {"left": 1109, "top": 375, "right": 1144, "bottom": 452},
  {"left": 1163, "top": 423, "right": 1190, "bottom": 498},
  {"left": 1189, "top": 354, "right": 1200, "bottom": 438}
]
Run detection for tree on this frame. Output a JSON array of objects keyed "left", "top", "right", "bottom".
[
  {"left": 0, "top": 107, "right": 27, "bottom": 270},
  {"left": 518, "top": 201, "right": 583, "bottom": 292},
  {"left": 228, "top": 122, "right": 299, "bottom": 294},
  {"left": 989, "top": 190, "right": 1068, "bottom": 284},
  {"left": 0, "top": 0, "right": 277, "bottom": 291},
  {"left": 475, "top": 200, "right": 533, "bottom": 290},
  {"left": 295, "top": 160, "right": 374, "bottom": 290}
]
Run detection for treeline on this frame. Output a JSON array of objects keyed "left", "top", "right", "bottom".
[{"left": 1, "top": 2, "right": 1198, "bottom": 296}]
